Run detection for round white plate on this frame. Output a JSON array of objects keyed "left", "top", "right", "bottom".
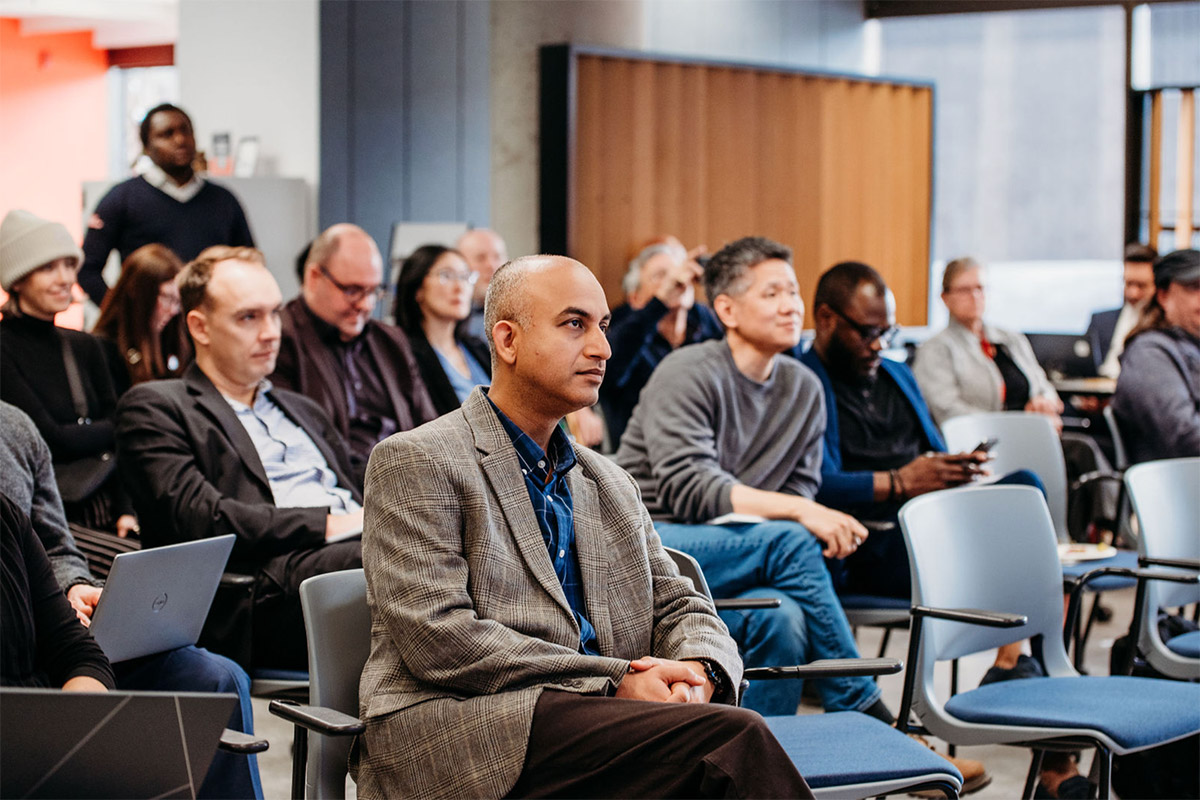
[{"left": 1057, "top": 543, "right": 1117, "bottom": 563}]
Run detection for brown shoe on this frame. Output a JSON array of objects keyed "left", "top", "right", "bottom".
[{"left": 905, "top": 733, "right": 992, "bottom": 796}]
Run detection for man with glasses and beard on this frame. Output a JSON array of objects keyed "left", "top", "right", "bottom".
[
  {"left": 799, "top": 262, "right": 1040, "bottom": 603},
  {"left": 271, "top": 224, "right": 436, "bottom": 488}
]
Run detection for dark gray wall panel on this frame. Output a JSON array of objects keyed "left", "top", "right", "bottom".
[
  {"left": 407, "top": 1, "right": 459, "bottom": 221},
  {"left": 459, "top": 1, "right": 491, "bottom": 228},
  {"left": 318, "top": 0, "right": 351, "bottom": 227},
  {"left": 319, "top": 0, "right": 490, "bottom": 257}
]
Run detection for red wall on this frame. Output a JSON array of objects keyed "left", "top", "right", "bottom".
[{"left": 0, "top": 18, "right": 109, "bottom": 327}]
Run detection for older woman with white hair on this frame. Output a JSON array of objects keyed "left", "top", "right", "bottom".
[{"left": 600, "top": 238, "right": 724, "bottom": 446}]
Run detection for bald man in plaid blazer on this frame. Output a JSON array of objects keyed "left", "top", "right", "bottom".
[{"left": 353, "top": 256, "right": 809, "bottom": 799}]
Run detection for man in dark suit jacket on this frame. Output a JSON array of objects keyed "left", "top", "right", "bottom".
[
  {"left": 271, "top": 224, "right": 436, "bottom": 488},
  {"left": 1086, "top": 243, "right": 1157, "bottom": 378},
  {"left": 117, "top": 246, "right": 363, "bottom": 669}
]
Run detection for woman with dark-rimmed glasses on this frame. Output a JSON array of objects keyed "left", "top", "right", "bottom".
[{"left": 394, "top": 244, "right": 491, "bottom": 417}]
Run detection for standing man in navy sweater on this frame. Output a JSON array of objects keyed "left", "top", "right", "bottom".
[{"left": 80, "top": 104, "right": 254, "bottom": 305}]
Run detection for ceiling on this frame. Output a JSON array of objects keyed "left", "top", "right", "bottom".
[{"left": 0, "top": 0, "right": 176, "bottom": 48}]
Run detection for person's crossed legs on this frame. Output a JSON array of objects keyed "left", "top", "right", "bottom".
[
  {"left": 655, "top": 520, "right": 881, "bottom": 717},
  {"left": 508, "top": 689, "right": 812, "bottom": 799}
]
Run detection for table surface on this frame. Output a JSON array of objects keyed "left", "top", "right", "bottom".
[{"left": 1053, "top": 377, "right": 1117, "bottom": 395}]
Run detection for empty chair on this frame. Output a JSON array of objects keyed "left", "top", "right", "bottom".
[
  {"left": 667, "top": 547, "right": 964, "bottom": 799},
  {"left": 269, "top": 569, "right": 368, "bottom": 800},
  {"left": 1125, "top": 457, "right": 1200, "bottom": 680},
  {"left": 942, "top": 411, "right": 1135, "bottom": 666},
  {"left": 941, "top": 413, "right": 1069, "bottom": 540},
  {"left": 896, "top": 484, "right": 1200, "bottom": 798}
]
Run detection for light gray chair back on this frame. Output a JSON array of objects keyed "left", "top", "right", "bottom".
[
  {"left": 942, "top": 412, "right": 1068, "bottom": 541},
  {"left": 1102, "top": 406, "right": 1129, "bottom": 471},
  {"left": 1126, "top": 458, "right": 1200, "bottom": 678},
  {"left": 898, "top": 485, "right": 1076, "bottom": 739},
  {"left": 663, "top": 547, "right": 714, "bottom": 599},
  {"left": 300, "top": 568, "right": 370, "bottom": 800}
]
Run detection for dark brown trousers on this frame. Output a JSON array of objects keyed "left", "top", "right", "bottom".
[{"left": 508, "top": 689, "right": 813, "bottom": 799}]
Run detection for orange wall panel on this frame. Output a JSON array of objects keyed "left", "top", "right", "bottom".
[{"left": 0, "top": 18, "right": 108, "bottom": 241}]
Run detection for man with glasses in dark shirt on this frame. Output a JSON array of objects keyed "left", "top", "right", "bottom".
[
  {"left": 272, "top": 224, "right": 436, "bottom": 488},
  {"left": 798, "top": 262, "right": 1035, "bottom": 601}
]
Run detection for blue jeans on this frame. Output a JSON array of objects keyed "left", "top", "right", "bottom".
[
  {"left": 114, "top": 645, "right": 262, "bottom": 799},
  {"left": 655, "top": 521, "right": 881, "bottom": 717}
]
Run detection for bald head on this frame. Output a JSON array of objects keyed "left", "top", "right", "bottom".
[
  {"left": 483, "top": 255, "right": 554, "bottom": 354},
  {"left": 305, "top": 224, "right": 379, "bottom": 282},
  {"left": 457, "top": 228, "right": 507, "bottom": 304},
  {"left": 485, "top": 255, "right": 611, "bottom": 428},
  {"left": 302, "top": 223, "right": 383, "bottom": 341}
]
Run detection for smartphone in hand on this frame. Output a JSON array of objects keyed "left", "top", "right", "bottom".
[{"left": 973, "top": 437, "right": 999, "bottom": 454}]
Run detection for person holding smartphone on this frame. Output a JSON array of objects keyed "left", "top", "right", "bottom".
[{"left": 798, "top": 262, "right": 1041, "bottom": 600}]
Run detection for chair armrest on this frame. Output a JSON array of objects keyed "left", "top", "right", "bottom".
[
  {"left": 1070, "top": 469, "right": 1123, "bottom": 493},
  {"left": 744, "top": 657, "right": 902, "bottom": 681},
  {"left": 268, "top": 699, "right": 365, "bottom": 737},
  {"left": 220, "top": 572, "right": 256, "bottom": 589},
  {"left": 714, "top": 597, "right": 783, "bottom": 611},
  {"left": 1065, "top": 566, "right": 1199, "bottom": 658},
  {"left": 910, "top": 606, "right": 1027, "bottom": 628},
  {"left": 897, "top": 606, "right": 1025, "bottom": 735},
  {"left": 218, "top": 728, "right": 269, "bottom": 754},
  {"left": 1066, "top": 565, "right": 1197, "bottom": 615},
  {"left": 1138, "top": 556, "right": 1200, "bottom": 572}
]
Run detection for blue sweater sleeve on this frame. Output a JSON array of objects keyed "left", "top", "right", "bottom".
[{"left": 79, "top": 184, "right": 126, "bottom": 306}]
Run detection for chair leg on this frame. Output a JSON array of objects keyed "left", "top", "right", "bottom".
[
  {"left": 291, "top": 726, "right": 308, "bottom": 800},
  {"left": 878, "top": 627, "right": 893, "bottom": 659},
  {"left": 947, "top": 660, "right": 959, "bottom": 757},
  {"left": 1073, "top": 595, "right": 1103, "bottom": 673},
  {"left": 1022, "top": 749, "right": 1045, "bottom": 800},
  {"left": 1096, "top": 748, "right": 1112, "bottom": 799}
]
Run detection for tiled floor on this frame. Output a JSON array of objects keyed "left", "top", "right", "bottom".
[{"left": 251, "top": 585, "right": 1140, "bottom": 799}]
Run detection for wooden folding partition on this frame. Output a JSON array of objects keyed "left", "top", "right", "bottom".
[
  {"left": 1146, "top": 88, "right": 1197, "bottom": 251},
  {"left": 541, "top": 45, "right": 935, "bottom": 326}
]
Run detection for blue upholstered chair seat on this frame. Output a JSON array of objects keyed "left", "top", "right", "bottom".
[
  {"left": 253, "top": 668, "right": 309, "bottom": 682},
  {"left": 838, "top": 594, "right": 911, "bottom": 610},
  {"left": 943, "top": 676, "right": 1200, "bottom": 751},
  {"left": 1059, "top": 550, "right": 1139, "bottom": 592},
  {"left": 1167, "top": 630, "right": 1200, "bottom": 658},
  {"left": 764, "top": 712, "right": 962, "bottom": 789}
]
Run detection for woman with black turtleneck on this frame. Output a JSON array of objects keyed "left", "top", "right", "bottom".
[
  {"left": 1, "top": 492, "right": 114, "bottom": 691},
  {"left": 0, "top": 210, "right": 136, "bottom": 537}
]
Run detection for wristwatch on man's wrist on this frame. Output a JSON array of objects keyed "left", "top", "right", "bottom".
[{"left": 695, "top": 658, "right": 730, "bottom": 702}]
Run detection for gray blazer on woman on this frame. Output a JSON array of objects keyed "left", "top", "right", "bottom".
[
  {"left": 913, "top": 318, "right": 1059, "bottom": 426},
  {"left": 353, "top": 387, "right": 741, "bottom": 799}
]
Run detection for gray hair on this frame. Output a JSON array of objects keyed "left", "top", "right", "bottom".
[
  {"left": 483, "top": 256, "right": 538, "bottom": 358},
  {"left": 622, "top": 242, "right": 687, "bottom": 296},
  {"left": 703, "top": 236, "right": 793, "bottom": 302}
]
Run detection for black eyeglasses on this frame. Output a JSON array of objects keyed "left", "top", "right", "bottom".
[
  {"left": 319, "top": 265, "right": 386, "bottom": 304},
  {"left": 827, "top": 305, "right": 900, "bottom": 346}
]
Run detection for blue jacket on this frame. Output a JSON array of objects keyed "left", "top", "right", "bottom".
[{"left": 797, "top": 348, "right": 945, "bottom": 508}]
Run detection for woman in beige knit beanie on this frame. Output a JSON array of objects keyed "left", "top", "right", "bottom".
[
  {"left": 0, "top": 209, "right": 138, "bottom": 539},
  {"left": 0, "top": 209, "right": 84, "bottom": 313}
]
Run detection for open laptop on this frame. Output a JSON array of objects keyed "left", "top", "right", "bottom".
[
  {"left": 88, "top": 535, "right": 236, "bottom": 663},
  {"left": 1, "top": 688, "right": 235, "bottom": 799},
  {"left": 1024, "top": 332, "right": 1097, "bottom": 380}
]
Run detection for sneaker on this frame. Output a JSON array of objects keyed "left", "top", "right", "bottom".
[
  {"left": 979, "top": 654, "right": 1046, "bottom": 686},
  {"left": 906, "top": 733, "right": 992, "bottom": 796}
]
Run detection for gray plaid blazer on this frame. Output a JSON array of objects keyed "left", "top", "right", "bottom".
[{"left": 352, "top": 388, "right": 741, "bottom": 799}]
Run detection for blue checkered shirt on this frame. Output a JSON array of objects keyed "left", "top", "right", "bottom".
[{"left": 490, "top": 400, "right": 599, "bottom": 656}]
